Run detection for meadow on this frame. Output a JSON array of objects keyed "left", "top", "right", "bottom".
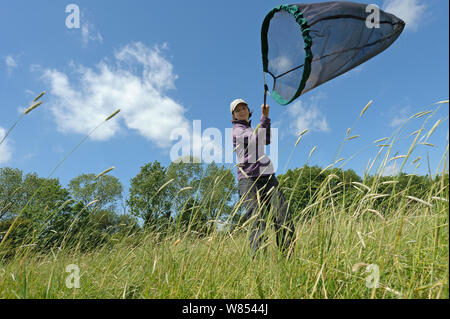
[{"left": 0, "top": 96, "right": 448, "bottom": 299}]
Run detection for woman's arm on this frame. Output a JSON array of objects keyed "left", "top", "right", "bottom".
[
  {"left": 232, "top": 104, "right": 271, "bottom": 157},
  {"left": 260, "top": 104, "right": 271, "bottom": 145}
]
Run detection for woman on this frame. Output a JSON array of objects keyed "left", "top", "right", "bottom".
[{"left": 230, "top": 98, "right": 295, "bottom": 256}]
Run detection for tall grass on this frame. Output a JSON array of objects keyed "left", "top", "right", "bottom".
[
  {"left": 0, "top": 197, "right": 447, "bottom": 298},
  {"left": 0, "top": 100, "right": 448, "bottom": 299}
]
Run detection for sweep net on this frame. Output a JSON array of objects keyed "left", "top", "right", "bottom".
[{"left": 261, "top": 2, "right": 405, "bottom": 105}]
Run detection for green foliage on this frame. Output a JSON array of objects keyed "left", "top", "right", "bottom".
[
  {"left": 0, "top": 218, "right": 33, "bottom": 259},
  {"left": 0, "top": 168, "right": 71, "bottom": 223},
  {"left": 0, "top": 167, "right": 132, "bottom": 253},
  {"left": 167, "top": 159, "right": 237, "bottom": 234},
  {"left": 21, "top": 174, "right": 71, "bottom": 224},
  {"left": 68, "top": 173, "right": 123, "bottom": 212},
  {"left": 278, "top": 165, "right": 362, "bottom": 218},
  {"left": 196, "top": 162, "right": 237, "bottom": 220},
  {"left": 127, "top": 158, "right": 238, "bottom": 234},
  {"left": 127, "top": 161, "right": 173, "bottom": 227},
  {"left": 0, "top": 168, "right": 24, "bottom": 220},
  {"left": 166, "top": 157, "right": 203, "bottom": 215}
]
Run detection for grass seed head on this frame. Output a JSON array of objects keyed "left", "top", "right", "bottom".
[
  {"left": 253, "top": 123, "right": 261, "bottom": 135},
  {"left": 374, "top": 137, "right": 389, "bottom": 144},
  {"left": 319, "top": 164, "right": 334, "bottom": 175},
  {"left": 426, "top": 119, "right": 442, "bottom": 140},
  {"left": 347, "top": 135, "right": 360, "bottom": 141},
  {"left": 420, "top": 142, "right": 435, "bottom": 147},
  {"left": 155, "top": 179, "right": 174, "bottom": 196},
  {"left": 389, "top": 155, "right": 407, "bottom": 161},
  {"left": 105, "top": 109, "right": 121, "bottom": 122},
  {"left": 406, "top": 196, "right": 432, "bottom": 207},
  {"left": 24, "top": 100, "right": 42, "bottom": 115},
  {"left": 295, "top": 135, "right": 303, "bottom": 147},
  {"left": 33, "top": 91, "right": 46, "bottom": 102},
  {"left": 411, "top": 111, "right": 432, "bottom": 119},
  {"left": 309, "top": 146, "right": 317, "bottom": 158},
  {"left": 95, "top": 166, "right": 115, "bottom": 179},
  {"left": 360, "top": 100, "right": 373, "bottom": 117}
]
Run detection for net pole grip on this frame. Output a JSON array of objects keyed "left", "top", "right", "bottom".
[{"left": 264, "top": 84, "right": 268, "bottom": 107}]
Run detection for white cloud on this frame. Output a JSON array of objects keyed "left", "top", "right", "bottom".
[
  {"left": 341, "top": 65, "right": 365, "bottom": 79},
  {"left": 23, "top": 152, "right": 35, "bottom": 161},
  {"left": 5, "top": 55, "right": 18, "bottom": 74},
  {"left": 286, "top": 98, "right": 330, "bottom": 134},
  {"left": 383, "top": 0, "right": 427, "bottom": 31},
  {"left": 382, "top": 163, "right": 394, "bottom": 176},
  {"left": 382, "top": 163, "right": 398, "bottom": 176},
  {"left": 390, "top": 106, "right": 410, "bottom": 127},
  {"left": 42, "top": 42, "right": 190, "bottom": 148},
  {"left": 81, "top": 22, "right": 103, "bottom": 47},
  {"left": 270, "top": 56, "right": 294, "bottom": 76},
  {"left": 0, "top": 127, "right": 12, "bottom": 165}
]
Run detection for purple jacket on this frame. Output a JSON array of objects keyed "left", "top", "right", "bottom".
[{"left": 232, "top": 115, "right": 275, "bottom": 180}]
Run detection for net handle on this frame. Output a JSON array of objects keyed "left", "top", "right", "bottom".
[{"left": 264, "top": 84, "right": 268, "bottom": 107}]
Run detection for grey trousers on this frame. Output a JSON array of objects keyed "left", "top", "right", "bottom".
[{"left": 238, "top": 174, "right": 295, "bottom": 254}]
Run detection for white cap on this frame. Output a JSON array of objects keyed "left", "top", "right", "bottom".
[{"left": 230, "top": 99, "right": 248, "bottom": 114}]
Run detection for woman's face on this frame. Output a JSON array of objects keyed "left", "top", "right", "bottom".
[{"left": 234, "top": 103, "right": 249, "bottom": 121}]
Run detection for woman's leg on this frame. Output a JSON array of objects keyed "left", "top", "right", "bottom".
[
  {"left": 265, "top": 175, "right": 296, "bottom": 254},
  {"left": 238, "top": 178, "right": 267, "bottom": 254}
]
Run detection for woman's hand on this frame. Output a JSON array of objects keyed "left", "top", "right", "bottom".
[{"left": 261, "top": 104, "right": 270, "bottom": 117}]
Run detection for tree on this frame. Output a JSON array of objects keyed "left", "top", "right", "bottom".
[
  {"left": 278, "top": 165, "right": 362, "bottom": 218},
  {"left": 0, "top": 168, "right": 71, "bottom": 228},
  {"left": 0, "top": 168, "right": 73, "bottom": 252},
  {"left": 127, "top": 161, "right": 173, "bottom": 228},
  {"left": 166, "top": 156, "right": 203, "bottom": 217},
  {"left": 128, "top": 158, "right": 238, "bottom": 234},
  {"left": 0, "top": 218, "right": 33, "bottom": 259},
  {"left": 165, "top": 158, "right": 238, "bottom": 232},
  {"left": 21, "top": 173, "right": 72, "bottom": 222},
  {"left": 68, "top": 174, "right": 123, "bottom": 212},
  {"left": 115, "top": 213, "right": 140, "bottom": 235},
  {"left": 0, "top": 167, "right": 25, "bottom": 220},
  {"left": 196, "top": 162, "right": 237, "bottom": 224}
]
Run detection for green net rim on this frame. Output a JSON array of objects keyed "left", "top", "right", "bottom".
[{"left": 261, "top": 4, "right": 313, "bottom": 105}]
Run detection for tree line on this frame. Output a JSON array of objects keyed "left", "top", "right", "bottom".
[{"left": 0, "top": 160, "right": 448, "bottom": 257}]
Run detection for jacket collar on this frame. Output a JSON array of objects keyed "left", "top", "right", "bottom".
[{"left": 232, "top": 119, "right": 251, "bottom": 127}]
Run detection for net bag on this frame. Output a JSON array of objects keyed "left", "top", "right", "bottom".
[{"left": 261, "top": 1, "right": 405, "bottom": 105}]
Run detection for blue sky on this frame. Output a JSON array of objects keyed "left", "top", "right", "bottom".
[{"left": 0, "top": 0, "right": 448, "bottom": 198}]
